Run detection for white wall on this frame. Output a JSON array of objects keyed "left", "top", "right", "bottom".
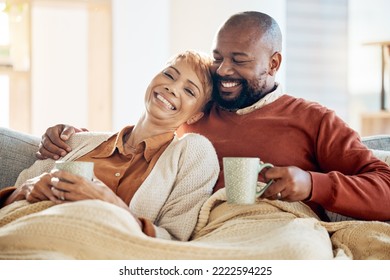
[
  {"left": 111, "top": 0, "right": 286, "bottom": 131},
  {"left": 348, "top": 0, "right": 390, "bottom": 131},
  {"left": 111, "top": 0, "right": 170, "bottom": 130},
  {"left": 348, "top": 0, "right": 390, "bottom": 96},
  {"left": 169, "top": 0, "right": 286, "bottom": 55},
  {"left": 31, "top": 4, "right": 88, "bottom": 135}
]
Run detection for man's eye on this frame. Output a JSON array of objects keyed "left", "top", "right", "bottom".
[{"left": 233, "top": 59, "right": 247, "bottom": 64}]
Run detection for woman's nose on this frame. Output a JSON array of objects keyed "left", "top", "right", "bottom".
[{"left": 164, "top": 86, "right": 177, "bottom": 96}]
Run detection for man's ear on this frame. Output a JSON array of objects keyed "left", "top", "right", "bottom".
[
  {"left": 269, "top": 52, "right": 282, "bottom": 76},
  {"left": 186, "top": 112, "right": 204, "bottom": 125}
]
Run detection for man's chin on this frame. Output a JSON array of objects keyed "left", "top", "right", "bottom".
[
  {"left": 214, "top": 92, "right": 263, "bottom": 111},
  {"left": 213, "top": 96, "right": 242, "bottom": 111},
  {"left": 219, "top": 92, "right": 240, "bottom": 102},
  {"left": 212, "top": 87, "right": 251, "bottom": 110}
]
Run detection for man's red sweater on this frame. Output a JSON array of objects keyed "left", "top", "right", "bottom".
[{"left": 178, "top": 95, "right": 390, "bottom": 221}]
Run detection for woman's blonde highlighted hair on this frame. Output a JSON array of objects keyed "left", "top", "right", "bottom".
[{"left": 166, "top": 50, "right": 213, "bottom": 108}]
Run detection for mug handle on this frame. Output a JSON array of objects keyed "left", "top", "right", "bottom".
[{"left": 256, "top": 163, "right": 274, "bottom": 197}]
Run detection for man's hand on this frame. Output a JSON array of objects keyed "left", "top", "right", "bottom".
[
  {"left": 36, "top": 124, "right": 88, "bottom": 160},
  {"left": 261, "top": 166, "right": 312, "bottom": 201}
]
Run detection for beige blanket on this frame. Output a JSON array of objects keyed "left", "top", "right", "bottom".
[{"left": 0, "top": 189, "right": 389, "bottom": 260}]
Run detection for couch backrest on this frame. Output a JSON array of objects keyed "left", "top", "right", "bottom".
[{"left": 362, "top": 135, "right": 390, "bottom": 151}]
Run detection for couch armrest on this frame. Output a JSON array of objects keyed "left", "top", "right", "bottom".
[{"left": 0, "top": 127, "right": 40, "bottom": 189}]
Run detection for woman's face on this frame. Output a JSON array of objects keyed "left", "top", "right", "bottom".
[{"left": 144, "top": 59, "right": 207, "bottom": 127}]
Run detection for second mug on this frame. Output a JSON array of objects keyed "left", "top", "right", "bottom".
[{"left": 223, "top": 157, "right": 274, "bottom": 204}]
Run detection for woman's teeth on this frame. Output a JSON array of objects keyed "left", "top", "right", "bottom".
[{"left": 157, "top": 94, "right": 176, "bottom": 110}]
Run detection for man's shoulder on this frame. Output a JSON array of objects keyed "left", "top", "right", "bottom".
[{"left": 279, "top": 94, "right": 330, "bottom": 113}]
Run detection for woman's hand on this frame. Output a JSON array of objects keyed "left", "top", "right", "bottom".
[
  {"left": 50, "top": 170, "right": 111, "bottom": 202},
  {"left": 50, "top": 170, "right": 143, "bottom": 229},
  {"left": 4, "top": 173, "right": 57, "bottom": 206}
]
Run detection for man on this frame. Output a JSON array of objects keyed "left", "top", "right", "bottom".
[{"left": 15, "top": 11, "right": 390, "bottom": 221}]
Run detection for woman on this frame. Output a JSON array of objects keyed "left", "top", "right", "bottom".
[{"left": 0, "top": 50, "right": 219, "bottom": 241}]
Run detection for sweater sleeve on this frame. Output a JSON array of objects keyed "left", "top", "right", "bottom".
[
  {"left": 0, "top": 187, "right": 17, "bottom": 208},
  {"left": 15, "top": 132, "right": 113, "bottom": 187},
  {"left": 308, "top": 111, "right": 390, "bottom": 220},
  {"left": 138, "top": 217, "right": 156, "bottom": 237}
]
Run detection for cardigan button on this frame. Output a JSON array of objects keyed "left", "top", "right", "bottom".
[{"left": 115, "top": 172, "right": 120, "bottom": 177}]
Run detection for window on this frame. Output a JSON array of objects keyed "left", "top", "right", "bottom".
[
  {"left": 0, "top": 1, "right": 12, "bottom": 66},
  {"left": 0, "top": 2, "right": 10, "bottom": 127},
  {"left": 0, "top": 75, "right": 9, "bottom": 127}
]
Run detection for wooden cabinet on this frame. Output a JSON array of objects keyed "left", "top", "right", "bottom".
[{"left": 361, "top": 111, "right": 390, "bottom": 136}]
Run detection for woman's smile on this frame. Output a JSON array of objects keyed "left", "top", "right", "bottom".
[{"left": 155, "top": 93, "right": 176, "bottom": 110}]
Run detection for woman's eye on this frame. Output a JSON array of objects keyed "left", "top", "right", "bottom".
[
  {"left": 163, "top": 71, "right": 174, "bottom": 79},
  {"left": 185, "top": 88, "right": 195, "bottom": 97}
]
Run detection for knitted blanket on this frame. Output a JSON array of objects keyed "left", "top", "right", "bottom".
[{"left": 0, "top": 189, "right": 389, "bottom": 259}]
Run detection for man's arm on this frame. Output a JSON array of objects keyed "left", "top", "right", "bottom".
[
  {"left": 36, "top": 124, "right": 88, "bottom": 160},
  {"left": 309, "top": 111, "right": 390, "bottom": 221}
]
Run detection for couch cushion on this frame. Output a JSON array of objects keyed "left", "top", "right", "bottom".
[{"left": 371, "top": 149, "right": 390, "bottom": 165}]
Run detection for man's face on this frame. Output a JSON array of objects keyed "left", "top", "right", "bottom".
[{"left": 210, "top": 26, "right": 274, "bottom": 110}]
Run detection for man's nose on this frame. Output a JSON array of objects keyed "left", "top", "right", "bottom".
[{"left": 215, "top": 60, "right": 234, "bottom": 76}]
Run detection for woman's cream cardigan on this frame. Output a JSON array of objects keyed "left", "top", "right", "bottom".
[{"left": 15, "top": 131, "right": 220, "bottom": 241}]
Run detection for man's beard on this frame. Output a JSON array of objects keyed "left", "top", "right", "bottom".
[{"left": 212, "top": 76, "right": 265, "bottom": 111}]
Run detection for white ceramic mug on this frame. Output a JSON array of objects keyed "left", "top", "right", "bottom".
[
  {"left": 54, "top": 161, "right": 94, "bottom": 181},
  {"left": 223, "top": 157, "right": 274, "bottom": 204}
]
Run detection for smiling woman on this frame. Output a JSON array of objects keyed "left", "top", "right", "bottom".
[
  {"left": 143, "top": 53, "right": 212, "bottom": 131},
  {"left": 0, "top": 50, "right": 219, "bottom": 243}
]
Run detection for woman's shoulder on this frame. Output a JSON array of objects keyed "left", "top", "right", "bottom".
[
  {"left": 176, "top": 132, "right": 214, "bottom": 146},
  {"left": 169, "top": 133, "right": 217, "bottom": 155}
]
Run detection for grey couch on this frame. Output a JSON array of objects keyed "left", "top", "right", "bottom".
[
  {"left": 0, "top": 127, "right": 41, "bottom": 189},
  {"left": 1, "top": 126, "right": 390, "bottom": 222}
]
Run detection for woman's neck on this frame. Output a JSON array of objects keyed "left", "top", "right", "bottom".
[{"left": 124, "top": 113, "right": 176, "bottom": 148}]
